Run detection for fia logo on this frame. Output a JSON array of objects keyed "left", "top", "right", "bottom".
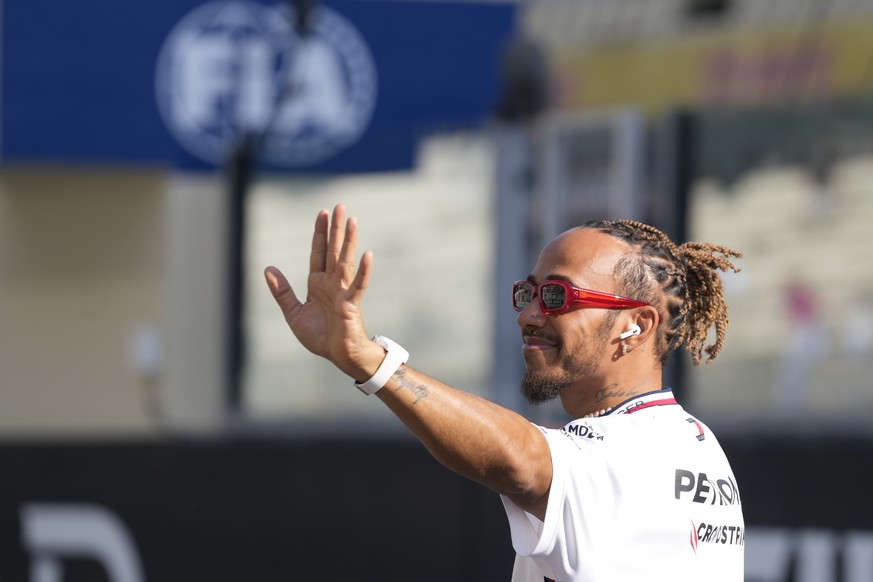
[{"left": 155, "top": 1, "right": 377, "bottom": 167}]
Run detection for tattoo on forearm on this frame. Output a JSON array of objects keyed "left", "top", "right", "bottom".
[
  {"left": 392, "top": 368, "right": 429, "bottom": 405},
  {"left": 594, "top": 384, "right": 639, "bottom": 403}
]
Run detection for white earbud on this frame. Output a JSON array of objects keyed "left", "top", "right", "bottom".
[{"left": 618, "top": 323, "right": 642, "bottom": 340}]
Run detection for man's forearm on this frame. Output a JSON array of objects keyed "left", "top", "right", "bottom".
[{"left": 375, "top": 365, "right": 551, "bottom": 517}]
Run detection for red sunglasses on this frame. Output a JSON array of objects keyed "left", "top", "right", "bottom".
[{"left": 512, "top": 279, "right": 649, "bottom": 315}]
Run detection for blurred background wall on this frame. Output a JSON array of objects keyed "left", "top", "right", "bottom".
[
  {"left": 2, "top": 0, "right": 873, "bottom": 580},
  {"left": 0, "top": 171, "right": 229, "bottom": 436}
]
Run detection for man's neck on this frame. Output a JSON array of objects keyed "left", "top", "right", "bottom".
[{"left": 561, "top": 377, "right": 662, "bottom": 419}]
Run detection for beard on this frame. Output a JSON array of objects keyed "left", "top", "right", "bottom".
[
  {"left": 520, "top": 313, "right": 617, "bottom": 405},
  {"left": 520, "top": 351, "right": 601, "bottom": 404}
]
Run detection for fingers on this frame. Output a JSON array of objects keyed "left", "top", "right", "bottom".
[
  {"left": 312, "top": 205, "right": 353, "bottom": 276},
  {"left": 264, "top": 266, "right": 301, "bottom": 318},
  {"left": 337, "top": 216, "right": 358, "bottom": 280},
  {"left": 309, "top": 209, "right": 329, "bottom": 274},
  {"left": 325, "top": 204, "right": 346, "bottom": 273},
  {"left": 305, "top": 204, "right": 368, "bottom": 292},
  {"left": 348, "top": 250, "right": 373, "bottom": 304}
]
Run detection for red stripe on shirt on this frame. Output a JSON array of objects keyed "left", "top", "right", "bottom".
[{"left": 625, "top": 397, "right": 677, "bottom": 414}]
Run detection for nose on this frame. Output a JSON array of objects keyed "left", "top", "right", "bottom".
[{"left": 516, "top": 298, "right": 546, "bottom": 329}]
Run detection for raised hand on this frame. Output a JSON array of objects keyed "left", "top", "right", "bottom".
[{"left": 264, "top": 204, "right": 381, "bottom": 381}]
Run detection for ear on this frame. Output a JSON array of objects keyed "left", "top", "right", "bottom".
[{"left": 623, "top": 306, "right": 659, "bottom": 348}]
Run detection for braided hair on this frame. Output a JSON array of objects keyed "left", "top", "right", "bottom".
[{"left": 583, "top": 220, "right": 742, "bottom": 366}]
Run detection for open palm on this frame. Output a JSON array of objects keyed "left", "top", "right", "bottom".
[{"left": 264, "top": 205, "right": 375, "bottom": 379}]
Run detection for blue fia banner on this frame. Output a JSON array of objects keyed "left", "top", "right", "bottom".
[{"left": 1, "top": 0, "right": 515, "bottom": 172}]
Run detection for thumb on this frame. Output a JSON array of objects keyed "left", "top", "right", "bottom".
[{"left": 264, "top": 266, "right": 301, "bottom": 316}]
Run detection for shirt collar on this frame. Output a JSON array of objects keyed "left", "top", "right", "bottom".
[
  {"left": 561, "top": 389, "right": 679, "bottom": 435},
  {"left": 607, "top": 388, "right": 677, "bottom": 417}
]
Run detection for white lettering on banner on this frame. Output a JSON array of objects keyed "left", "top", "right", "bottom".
[
  {"left": 20, "top": 503, "right": 144, "bottom": 582},
  {"left": 176, "top": 35, "right": 237, "bottom": 131},
  {"left": 155, "top": 1, "right": 378, "bottom": 167},
  {"left": 745, "top": 527, "right": 873, "bottom": 582}
]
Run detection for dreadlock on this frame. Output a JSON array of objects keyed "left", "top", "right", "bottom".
[{"left": 583, "top": 220, "right": 742, "bottom": 366}]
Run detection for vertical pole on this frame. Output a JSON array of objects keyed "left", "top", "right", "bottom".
[
  {"left": 225, "top": 136, "right": 255, "bottom": 412},
  {"left": 653, "top": 110, "right": 695, "bottom": 402},
  {"left": 490, "top": 123, "right": 534, "bottom": 413}
]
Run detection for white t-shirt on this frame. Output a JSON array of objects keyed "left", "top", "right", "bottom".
[{"left": 501, "top": 389, "right": 744, "bottom": 582}]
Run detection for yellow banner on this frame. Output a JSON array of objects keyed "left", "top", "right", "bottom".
[{"left": 552, "top": 20, "right": 873, "bottom": 114}]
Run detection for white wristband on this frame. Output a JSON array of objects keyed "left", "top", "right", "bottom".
[{"left": 354, "top": 336, "right": 409, "bottom": 395}]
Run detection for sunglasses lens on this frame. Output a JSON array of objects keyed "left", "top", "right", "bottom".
[
  {"left": 541, "top": 284, "right": 567, "bottom": 311},
  {"left": 513, "top": 283, "right": 533, "bottom": 310}
]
